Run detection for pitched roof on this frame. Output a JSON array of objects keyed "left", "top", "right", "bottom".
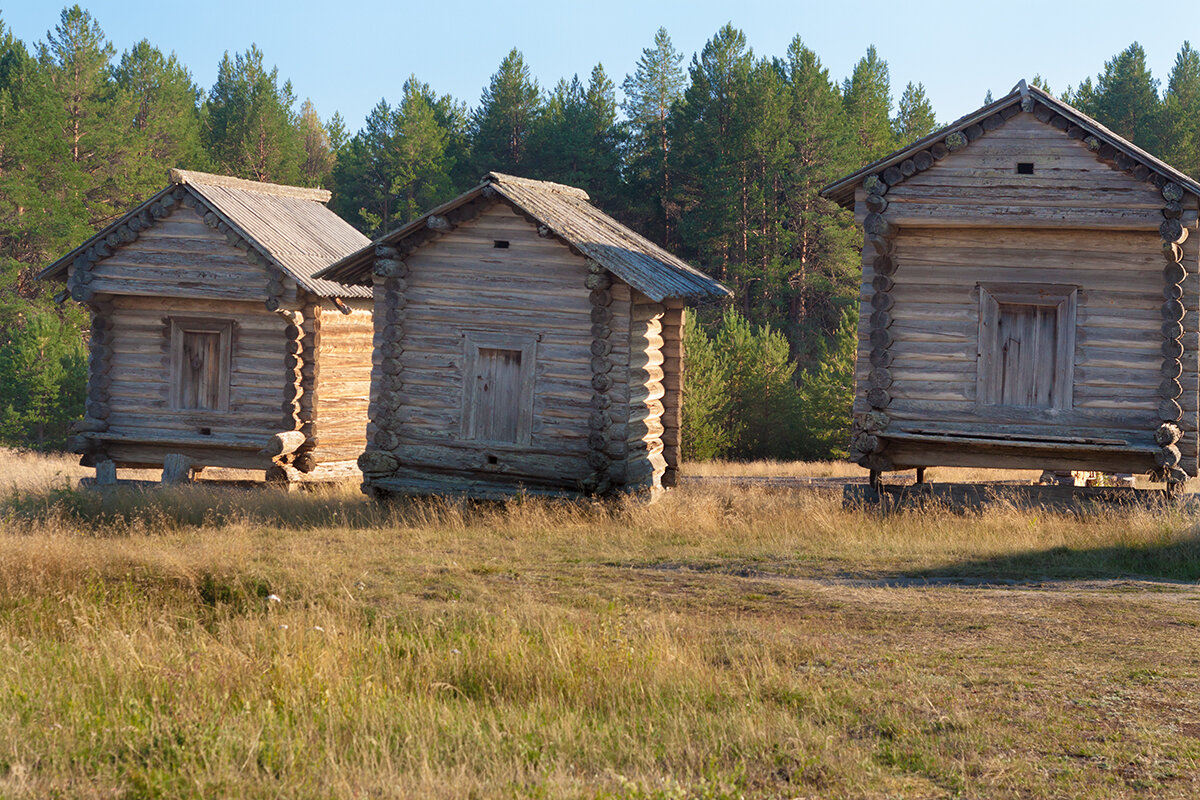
[
  {"left": 316, "top": 172, "right": 732, "bottom": 303},
  {"left": 820, "top": 81, "right": 1200, "bottom": 209},
  {"left": 38, "top": 169, "right": 372, "bottom": 298}
]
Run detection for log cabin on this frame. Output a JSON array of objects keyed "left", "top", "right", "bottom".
[
  {"left": 315, "top": 172, "right": 731, "bottom": 499},
  {"left": 820, "top": 80, "right": 1200, "bottom": 490},
  {"left": 37, "top": 169, "right": 374, "bottom": 484}
]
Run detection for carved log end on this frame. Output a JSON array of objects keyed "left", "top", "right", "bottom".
[
  {"left": 1159, "top": 398, "right": 1184, "bottom": 422},
  {"left": 1156, "top": 422, "right": 1183, "bottom": 447},
  {"left": 1163, "top": 182, "right": 1185, "bottom": 202}
]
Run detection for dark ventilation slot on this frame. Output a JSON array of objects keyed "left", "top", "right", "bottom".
[
  {"left": 493, "top": 240, "right": 510, "bottom": 249},
  {"left": 1017, "top": 162, "right": 1035, "bottom": 175},
  {"left": 198, "top": 427, "right": 212, "bottom": 436},
  {"left": 486, "top": 454, "right": 499, "bottom": 465}
]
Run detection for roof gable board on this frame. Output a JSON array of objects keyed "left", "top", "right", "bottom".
[
  {"left": 874, "top": 112, "right": 1188, "bottom": 230},
  {"left": 38, "top": 171, "right": 370, "bottom": 299},
  {"left": 83, "top": 202, "right": 273, "bottom": 302},
  {"left": 821, "top": 82, "right": 1200, "bottom": 209}
]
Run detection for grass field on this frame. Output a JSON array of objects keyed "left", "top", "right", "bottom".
[{"left": 1, "top": 450, "right": 1198, "bottom": 798}]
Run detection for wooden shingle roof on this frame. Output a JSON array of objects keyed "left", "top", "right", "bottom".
[
  {"left": 39, "top": 169, "right": 371, "bottom": 299},
  {"left": 820, "top": 81, "right": 1200, "bottom": 209},
  {"left": 317, "top": 172, "right": 732, "bottom": 303}
]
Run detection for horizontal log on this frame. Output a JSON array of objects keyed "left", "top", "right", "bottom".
[{"left": 260, "top": 430, "right": 307, "bottom": 457}]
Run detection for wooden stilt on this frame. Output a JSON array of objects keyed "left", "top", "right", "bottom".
[{"left": 915, "top": 467, "right": 926, "bottom": 485}]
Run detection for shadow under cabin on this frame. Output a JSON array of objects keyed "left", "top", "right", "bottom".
[
  {"left": 820, "top": 80, "right": 1200, "bottom": 491},
  {"left": 316, "top": 172, "right": 731, "bottom": 500},
  {"left": 37, "top": 169, "right": 375, "bottom": 485}
]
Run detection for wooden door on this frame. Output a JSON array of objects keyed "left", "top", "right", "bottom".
[
  {"left": 995, "top": 303, "right": 1058, "bottom": 408},
  {"left": 180, "top": 330, "right": 223, "bottom": 410},
  {"left": 474, "top": 347, "right": 523, "bottom": 443}
]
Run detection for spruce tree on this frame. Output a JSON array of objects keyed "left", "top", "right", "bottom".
[
  {"left": 204, "top": 45, "right": 302, "bottom": 183},
  {"left": 1082, "top": 43, "right": 1161, "bottom": 152},
  {"left": 621, "top": 27, "right": 687, "bottom": 243},
  {"left": 1160, "top": 42, "right": 1200, "bottom": 178},
  {"left": 390, "top": 77, "right": 455, "bottom": 223},
  {"left": 842, "top": 45, "right": 895, "bottom": 164},
  {"left": 528, "top": 65, "right": 620, "bottom": 205},
  {"left": 893, "top": 81, "right": 937, "bottom": 144},
  {"left": 470, "top": 49, "right": 540, "bottom": 173}
]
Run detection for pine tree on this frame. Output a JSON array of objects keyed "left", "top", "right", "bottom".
[
  {"left": 204, "top": 45, "right": 302, "bottom": 183},
  {"left": 621, "top": 27, "right": 687, "bottom": 243},
  {"left": 982, "top": 89, "right": 994, "bottom": 104},
  {"left": 528, "top": 65, "right": 621, "bottom": 205},
  {"left": 779, "top": 37, "right": 859, "bottom": 355},
  {"left": 1160, "top": 42, "right": 1200, "bottom": 178},
  {"left": 0, "top": 310, "right": 86, "bottom": 450},
  {"left": 111, "top": 39, "right": 206, "bottom": 189},
  {"left": 1080, "top": 43, "right": 1161, "bottom": 152},
  {"left": 681, "top": 312, "right": 732, "bottom": 461},
  {"left": 795, "top": 308, "right": 857, "bottom": 459},
  {"left": 842, "top": 45, "right": 895, "bottom": 164},
  {"left": 297, "top": 99, "right": 334, "bottom": 187},
  {"left": 1030, "top": 74, "right": 1052, "bottom": 93},
  {"left": 331, "top": 99, "right": 396, "bottom": 234},
  {"left": 710, "top": 308, "right": 802, "bottom": 460},
  {"left": 669, "top": 24, "right": 756, "bottom": 282},
  {"left": 390, "top": 77, "right": 455, "bottom": 223},
  {"left": 470, "top": 49, "right": 540, "bottom": 173},
  {"left": 893, "top": 81, "right": 937, "bottom": 144}
]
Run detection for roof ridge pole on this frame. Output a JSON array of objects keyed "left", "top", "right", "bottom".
[{"left": 1016, "top": 79, "right": 1034, "bottom": 113}]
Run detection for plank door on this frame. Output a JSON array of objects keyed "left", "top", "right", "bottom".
[
  {"left": 995, "top": 303, "right": 1058, "bottom": 407},
  {"left": 180, "top": 331, "right": 223, "bottom": 409},
  {"left": 473, "top": 347, "right": 523, "bottom": 443},
  {"left": 169, "top": 317, "right": 232, "bottom": 412},
  {"left": 977, "top": 284, "right": 1076, "bottom": 411}
]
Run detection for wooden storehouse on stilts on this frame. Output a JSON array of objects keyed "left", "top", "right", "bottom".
[
  {"left": 820, "top": 81, "right": 1200, "bottom": 489},
  {"left": 316, "top": 172, "right": 731, "bottom": 499},
  {"left": 38, "top": 170, "right": 374, "bottom": 484}
]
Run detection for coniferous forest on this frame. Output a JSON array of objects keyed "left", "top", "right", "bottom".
[{"left": 3, "top": 6, "right": 1199, "bottom": 459}]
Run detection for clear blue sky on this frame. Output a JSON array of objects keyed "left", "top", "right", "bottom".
[{"left": 3, "top": 0, "right": 1194, "bottom": 134}]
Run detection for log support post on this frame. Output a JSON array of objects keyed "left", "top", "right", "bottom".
[{"left": 161, "top": 453, "right": 194, "bottom": 485}]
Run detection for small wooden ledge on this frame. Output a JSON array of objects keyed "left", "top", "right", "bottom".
[
  {"left": 882, "top": 429, "right": 1159, "bottom": 455},
  {"left": 81, "top": 430, "right": 269, "bottom": 451}
]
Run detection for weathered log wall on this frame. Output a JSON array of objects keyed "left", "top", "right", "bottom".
[
  {"left": 97, "top": 295, "right": 287, "bottom": 468},
  {"left": 367, "top": 203, "right": 630, "bottom": 491}
]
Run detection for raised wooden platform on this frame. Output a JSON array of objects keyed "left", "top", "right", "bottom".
[{"left": 844, "top": 482, "right": 1197, "bottom": 513}]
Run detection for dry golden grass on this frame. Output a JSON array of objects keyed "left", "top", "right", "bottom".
[
  {"left": 0, "top": 449, "right": 1198, "bottom": 799},
  {"left": 684, "top": 458, "right": 1043, "bottom": 483}
]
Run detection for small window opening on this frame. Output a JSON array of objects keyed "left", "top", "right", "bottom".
[
  {"left": 1017, "top": 162, "right": 1035, "bottom": 174},
  {"left": 493, "top": 240, "right": 510, "bottom": 249},
  {"left": 486, "top": 454, "right": 499, "bottom": 465},
  {"left": 198, "top": 427, "right": 212, "bottom": 436}
]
